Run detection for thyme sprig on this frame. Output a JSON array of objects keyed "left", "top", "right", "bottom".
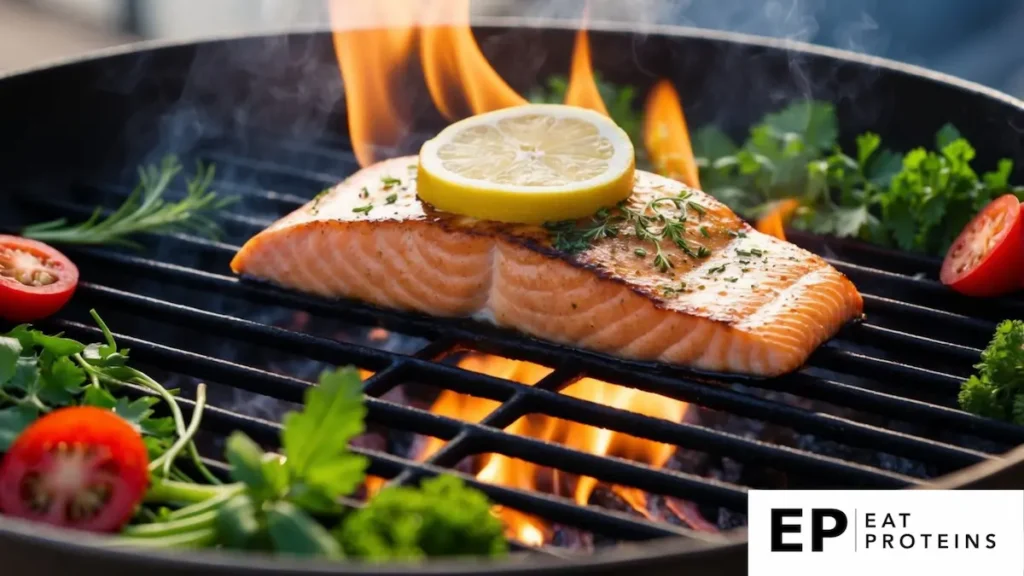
[
  {"left": 545, "top": 191, "right": 712, "bottom": 273},
  {"left": 21, "top": 156, "right": 236, "bottom": 248}
]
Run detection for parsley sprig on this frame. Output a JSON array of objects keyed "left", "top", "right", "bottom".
[
  {"left": 545, "top": 192, "right": 712, "bottom": 273},
  {"left": 128, "top": 367, "right": 508, "bottom": 559},
  {"left": 0, "top": 310, "right": 215, "bottom": 483},
  {"left": 691, "top": 101, "right": 1024, "bottom": 255},
  {"left": 21, "top": 156, "right": 237, "bottom": 248},
  {"left": 958, "top": 320, "right": 1024, "bottom": 424}
]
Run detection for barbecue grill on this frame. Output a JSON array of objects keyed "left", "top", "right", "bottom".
[{"left": 2, "top": 16, "right": 1024, "bottom": 576}]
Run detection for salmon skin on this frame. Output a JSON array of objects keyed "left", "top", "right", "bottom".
[{"left": 231, "top": 156, "right": 863, "bottom": 377}]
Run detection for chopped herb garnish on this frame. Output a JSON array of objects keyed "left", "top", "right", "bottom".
[
  {"left": 547, "top": 196, "right": 712, "bottom": 274},
  {"left": 735, "top": 247, "right": 764, "bottom": 257},
  {"left": 687, "top": 201, "right": 705, "bottom": 216},
  {"left": 359, "top": 187, "right": 369, "bottom": 199},
  {"left": 724, "top": 277, "right": 739, "bottom": 283},
  {"left": 381, "top": 176, "right": 401, "bottom": 189},
  {"left": 385, "top": 193, "right": 398, "bottom": 205},
  {"left": 699, "top": 226, "right": 710, "bottom": 238},
  {"left": 353, "top": 205, "right": 373, "bottom": 214},
  {"left": 653, "top": 252, "right": 673, "bottom": 272},
  {"left": 707, "top": 264, "right": 727, "bottom": 274},
  {"left": 310, "top": 189, "right": 330, "bottom": 214}
]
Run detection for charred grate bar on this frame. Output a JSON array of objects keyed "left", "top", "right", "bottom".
[{"left": 10, "top": 134, "right": 1024, "bottom": 549}]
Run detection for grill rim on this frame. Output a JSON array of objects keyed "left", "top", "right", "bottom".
[{"left": 1, "top": 18, "right": 1024, "bottom": 576}]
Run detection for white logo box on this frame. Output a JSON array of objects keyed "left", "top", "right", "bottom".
[{"left": 748, "top": 490, "right": 1024, "bottom": 576}]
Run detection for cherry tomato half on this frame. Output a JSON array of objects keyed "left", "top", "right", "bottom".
[
  {"left": 0, "top": 407, "right": 149, "bottom": 533},
  {"left": 940, "top": 194, "right": 1024, "bottom": 297},
  {"left": 0, "top": 235, "right": 79, "bottom": 322}
]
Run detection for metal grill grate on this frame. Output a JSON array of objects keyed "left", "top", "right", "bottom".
[{"left": 11, "top": 131, "right": 1024, "bottom": 551}]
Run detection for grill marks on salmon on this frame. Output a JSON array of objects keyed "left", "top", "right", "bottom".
[{"left": 231, "top": 156, "right": 863, "bottom": 377}]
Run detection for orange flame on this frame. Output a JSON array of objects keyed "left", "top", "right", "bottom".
[
  {"left": 755, "top": 198, "right": 801, "bottom": 241},
  {"left": 329, "top": 0, "right": 420, "bottom": 168},
  {"left": 564, "top": 22, "right": 609, "bottom": 116},
  {"left": 419, "top": 0, "right": 526, "bottom": 120},
  {"left": 421, "top": 355, "right": 690, "bottom": 545},
  {"left": 331, "top": 1, "right": 623, "bottom": 168},
  {"left": 643, "top": 79, "right": 701, "bottom": 190}
]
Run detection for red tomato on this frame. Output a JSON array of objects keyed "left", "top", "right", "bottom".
[
  {"left": 0, "top": 235, "right": 79, "bottom": 322},
  {"left": 940, "top": 194, "right": 1024, "bottom": 297},
  {"left": 0, "top": 407, "right": 149, "bottom": 533}
]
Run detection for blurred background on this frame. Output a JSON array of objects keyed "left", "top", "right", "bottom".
[{"left": 3, "top": 0, "right": 1024, "bottom": 98}]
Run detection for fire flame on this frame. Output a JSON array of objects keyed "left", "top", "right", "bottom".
[
  {"left": 643, "top": 79, "right": 700, "bottom": 189},
  {"left": 331, "top": 0, "right": 624, "bottom": 168},
  {"left": 419, "top": 0, "right": 527, "bottom": 120},
  {"left": 564, "top": 18, "right": 609, "bottom": 116},
  {"left": 755, "top": 198, "right": 801, "bottom": 241},
  {"left": 423, "top": 354, "right": 690, "bottom": 545}
]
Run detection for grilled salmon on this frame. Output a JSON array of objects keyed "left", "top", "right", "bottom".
[{"left": 231, "top": 156, "right": 863, "bottom": 377}]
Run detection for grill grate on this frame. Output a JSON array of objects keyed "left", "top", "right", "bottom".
[{"left": 10, "top": 132, "right": 1024, "bottom": 550}]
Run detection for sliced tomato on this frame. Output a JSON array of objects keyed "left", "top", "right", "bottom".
[
  {"left": 0, "top": 235, "right": 79, "bottom": 322},
  {"left": 0, "top": 407, "right": 149, "bottom": 533},
  {"left": 940, "top": 194, "right": 1024, "bottom": 297}
]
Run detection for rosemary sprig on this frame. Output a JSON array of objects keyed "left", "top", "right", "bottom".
[
  {"left": 21, "top": 155, "right": 236, "bottom": 248},
  {"left": 545, "top": 192, "right": 713, "bottom": 274}
]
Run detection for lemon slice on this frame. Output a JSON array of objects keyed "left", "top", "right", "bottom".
[{"left": 417, "top": 104, "right": 636, "bottom": 224}]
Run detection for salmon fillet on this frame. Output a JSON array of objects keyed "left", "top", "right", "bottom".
[{"left": 231, "top": 156, "right": 863, "bottom": 377}]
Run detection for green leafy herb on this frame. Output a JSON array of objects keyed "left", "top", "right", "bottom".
[
  {"left": 21, "top": 156, "right": 236, "bottom": 248},
  {"left": 958, "top": 320, "right": 1024, "bottom": 423},
  {"left": 385, "top": 193, "right": 398, "bottom": 205},
  {"left": 380, "top": 176, "right": 402, "bottom": 189},
  {"left": 0, "top": 312, "right": 213, "bottom": 479},
  {"left": 691, "top": 100, "right": 1023, "bottom": 255},
  {"left": 281, "top": 368, "right": 369, "bottom": 500},
  {"left": 337, "top": 475, "right": 508, "bottom": 561},
  {"left": 0, "top": 404, "right": 37, "bottom": 451},
  {"left": 353, "top": 205, "right": 373, "bottom": 214}
]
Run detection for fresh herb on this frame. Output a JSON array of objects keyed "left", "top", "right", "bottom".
[
  {"left": 337, "top": 475, "right": 507, "bottom": 560},
  {"left": 691, "top": 101, "right": 1024, "bottom": 255},
  {"left": 310, "top": 189, "right": 331, "bottom": 214},
  {"left": 359, "top": 187, "right": 370, "bottom": 199},
  {"left": 353, "top": 205, "right": 374, "bottom": 215},
  {"left": 21, "top": 156, "right": 236, "bottom": 248},
  {"left": 0, "top": 311, "right": 209, "bottom": 479},
  {"left": 380, "top": 176, "right": 401, "bottom": 189},
  {"left": 385, "top": 193, "right": 398, "bottom": 205},
  {"left": 545, "top": 195, "right": 711, "bottom": 274},
  {"left": 958, "top": 320, "right": 1024, "bottom": 424}
]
